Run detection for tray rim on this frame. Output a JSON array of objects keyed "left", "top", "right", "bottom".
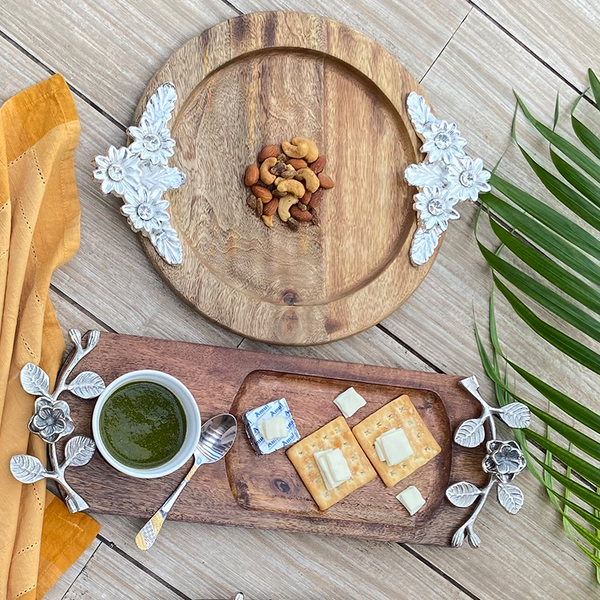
[{"left": 131, "top": 11, "right": 444, "bottom": 346}]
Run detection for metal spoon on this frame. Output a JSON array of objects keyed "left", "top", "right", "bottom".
[{"left": 135, "top": 413, "right": 238, "bottom": 550}]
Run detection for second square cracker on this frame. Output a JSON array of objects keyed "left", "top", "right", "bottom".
[
  {"left": 286, "top": 416, "right": 377, "bottom": 511},
  {"left": 352, "top": 395, "right": 441, "bottom": 487}
]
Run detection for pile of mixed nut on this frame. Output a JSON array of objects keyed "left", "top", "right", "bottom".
[{"left": 244, "top": 137, "right": 334, "bottom": 230}]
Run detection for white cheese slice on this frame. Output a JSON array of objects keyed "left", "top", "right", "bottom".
[
  {"left": 378, "top": 428, "right": 413, "bottom": 466},
  {"left": 374, "top": 438, "right": 386, "bottom": 462},
  {"left": 325, "top": 448, "right": 352, "bottom": 484},
  {"left": 315, "top": 448, "right": 351, "bottom": 490},
  {"left": 396, "top": 486, "right": 426, "bottom": 516},
  {"left": 333, "top": 387, "right": 367, "bottom": 418},
  {"left": 259, "top": 416, "right": 287, "bottom": 441}
]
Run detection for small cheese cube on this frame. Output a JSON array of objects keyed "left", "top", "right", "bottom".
[
  {"left": 259, "top": 416, "right": 287, "bottom": 441},
  {"left": 377, "top": 428, "right": 413, "bottom": 466},
  {"left": 333, "top": 387, "right": 367, "bottom": 418},
  {"left": 396, "top": 486, "right": 426, "bottom": 516},
  {"left": 315, "top": 448, "right": 351, "bottom": 490}
]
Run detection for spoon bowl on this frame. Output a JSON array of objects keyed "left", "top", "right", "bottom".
[{"left": 197, "top": 413, "right": 237, "bottom": 463}]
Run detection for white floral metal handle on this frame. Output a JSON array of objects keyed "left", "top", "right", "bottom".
[
  {"left": 92, "top": 83, "right": 186, "bottom": 265},
  {"left": 405, "top": 93, "right": 491, "bottom": 266}
]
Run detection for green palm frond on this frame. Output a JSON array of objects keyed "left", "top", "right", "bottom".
[{"left": 476, "top": 69, "right": 600, "bottom": 580}]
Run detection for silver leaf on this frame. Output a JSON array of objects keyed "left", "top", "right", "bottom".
[
  {"left": 446, "top": 481, "right": 481, "bottom": 507},
  {"left": 454, "top": 418, "right": 486, "bottom": 448},
  {"left": 64, "top": 436, "right": 96, "bottom": 467},
  {"left": 410, "top": 225, "right": 442, "bottom": 266},
  {"left": 406, "top": 91, "right": 439, "bottom": 135},
  {"left": 151, "top": 223, "right": 183, "bottom": 265},
  {"left": 497, "top": 483, "right": 524, "bottom": 514},
  {"left": 20, "top": 363, "right": 50, "bottom": 397},
  {"left": 68, "top": 371, "right": 105, "bottom": 398},
  {"left": 86, "top": 330, "right": 100, "bottom": 351},
  {"left": 142, "top": 82, "right": 177, "bottom": 130},
  {"left": 139, "top": 162, "right": 186, "bottom": 192},
  {"left": 499, "top": 402, "right": 531, "bottom": 429},
  {"left": 405, "top": 161, "right": 448, "bottom": 189},
  {"left": 10, "top": 454, "right": 48, "bottom": 483}
]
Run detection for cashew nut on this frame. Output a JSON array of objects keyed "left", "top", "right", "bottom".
[
  {"left": 262, "top": 214, "right": 274, "bottom": 228},
  {"left": 282, "top": 139, "right": 309, "bottom": 159},
  {"left": 292, "top": 137, "right": 319, "bottom": 163},
  {"left": 277, "top": 194, "right": 299, "bottom": 222},
  {"left": 259, "top": 157, "right": 277, "bottom": 185},
  {"left": 277, "top": 179, "right": 305, "bottom": 197},
  {"left": 295, "top": 167, "right": 320, "bottom": 192}
]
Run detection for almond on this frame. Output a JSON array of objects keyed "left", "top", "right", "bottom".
[
  {"left": 290, "top": 205, "right": 313, "bottom": 221},
  {"left": 300, "top": 190, "right": 312, "bottom": 205},
  {"left": 263, "top": 198, "right": 279, "bottom": 216},
  {"left": 288, "top": 158, "right": 308, "bottom": 170},
  {"left": 258, "top": 145, "right": 280, "bottom": 162},
  {"left": 308, "top": 189, "right": 323, "bottom": 208},
  {"left": 251, "top": 185, "right": 273, "bottom": 201},
  {"left": 244, "top": 164, "right": 259, "bottom": 186},
  {"left": 318, "top": 173, "right": 334, "bottom": 189},
  {"left": 309, "top": 156, "right": 326, "bottom": 174}
]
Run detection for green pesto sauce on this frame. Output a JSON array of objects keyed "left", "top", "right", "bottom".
[{"left": 99, "top": 382, "right": 187, "bottom": 469}]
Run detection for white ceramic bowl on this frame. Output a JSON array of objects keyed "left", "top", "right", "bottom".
[{"left": 92, "top": 370, "right": 201, "bottom": 479}]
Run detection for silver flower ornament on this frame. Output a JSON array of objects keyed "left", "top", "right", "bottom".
[
  {"left": 447, "top": 156, "right": 491, "bottom": 201},
  {"left": 414, "top": 187, "right": 460, "bottom": 231},
  {"left": 92, "top": 82, "right": 185, "bottom": 266},
  {"left": 122, "top": 187, "right": 170, "bottom": 233},
  {"left": 404, "top": 92, "right": 491, "bottom": 266},
  {"left": 29, "top": 398, "right": 74, "bottom": 444},
  {"left": 10, "top": 329, "right": 104, "bottom": 513},
  {"left": 445, "top": 376, "right": 530, "bottom": 548},
  {"left": 421, "top": 120, "right": 467, "bottom": 164},
  {"left": 93, "top": 146, "right": 141, "bottom": 196},
  {"left": 482, "top": 440, "right": 526, "bottom": 482}
]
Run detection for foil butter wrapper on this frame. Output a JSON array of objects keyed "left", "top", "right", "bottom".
[{"left": 243, "top": 398, "right": 300, "bottom": 455}]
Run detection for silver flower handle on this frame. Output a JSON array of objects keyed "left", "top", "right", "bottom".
[{"left": 446, "top": 376, "right": 530, "bottom": 547}]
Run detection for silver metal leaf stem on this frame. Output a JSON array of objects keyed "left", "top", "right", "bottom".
[
  {"left": 11, "top": 329, "right": 102, "bottom": 513},
  {"left": 447, "top": 375, "right": 530, "bottom": 547}
]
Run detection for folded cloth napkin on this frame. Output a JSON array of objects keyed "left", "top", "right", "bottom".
[{"left": 0, "top": 74, "right": 100, "bottom": 600}]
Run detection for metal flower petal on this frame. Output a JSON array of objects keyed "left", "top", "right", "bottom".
[
  {"left": 421, "top": 121, "right": 467, "bottom": 164},
  {"left": 482, "top": 440, "right": 526, "bottom": 479},
  {"left": 28, "top": 401, "right": 75, "bottom": 444},
  {"left": 447, "top": 156, "right": 491, "bottom": 201},
  {"left": 128, "top": 123, "right": 175, "bottom": 166}
]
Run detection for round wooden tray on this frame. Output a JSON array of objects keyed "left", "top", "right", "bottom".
[{"left": 134, "top": 11, "right": 439, "bottom": 345}]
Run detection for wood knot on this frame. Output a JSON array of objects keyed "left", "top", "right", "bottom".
[
  {"left": 282, "top": 289, "right": 300, "bottom": 305},
  {"left": 272, "top": 478, "right": 291, "bottom": 494}
]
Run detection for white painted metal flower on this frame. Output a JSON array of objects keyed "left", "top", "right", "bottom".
[
  {"left": 122, "top": 187, "right": 170, "bottom": 234},
  {"left": 414, "top": 187, "right": 460, "bottom": 231},
  {"left": 404, "top": 93, "right": 491, "bottom": 266},
  {"left": 447, "top": 156, "right": 491, "bottom": 201},
  {"left": 92, "top": 82, "right": 185, "bottom": 265},
  {"left": 93, "top": 146, "right": 141, "bottom": 196},
  {"left": 128, "top": 121, "right": 175, "bottom": 166},
  {"left": 421, "top": 120, "right": 467, "bottom": 164}
]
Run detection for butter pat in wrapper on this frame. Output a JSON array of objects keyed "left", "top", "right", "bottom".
[
  {"left": 243, "top": 398, "right": 300, "bottom": 455},
  {"left": 396, "top": 485, "right": 426, "bottom": 516}
]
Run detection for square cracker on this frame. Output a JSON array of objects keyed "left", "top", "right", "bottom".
[
  {"left": 352, "top": 395, "right": 441, "bottom": 487},
  {"left": 286, "top": 416, "right": 377, "bottom": 511}
]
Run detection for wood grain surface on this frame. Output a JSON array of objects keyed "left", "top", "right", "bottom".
[
  {"left": 58, "top": 331, "right": 485, "bottom": 545},
  {"left": 133, "top": 11, "right": 439, "bottom": 345},
  {"left": 2, "top": 0, "right": 600, "bottom": 598}
]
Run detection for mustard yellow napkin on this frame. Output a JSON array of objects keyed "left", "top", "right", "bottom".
[{"left": 0, "top": 74, "right": 99, "bottom": 600}]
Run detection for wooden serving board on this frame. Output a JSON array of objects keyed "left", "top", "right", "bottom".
[
  {"left": 133, "top": 11, "right": 441, "bottom": 345},
  {"left": 58, "top": 332, "right": 486, "bottom": 545}
]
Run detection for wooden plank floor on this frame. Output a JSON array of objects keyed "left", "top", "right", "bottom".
[{"left": 2, "top": 0, "right": 599, "bottom": 598}]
